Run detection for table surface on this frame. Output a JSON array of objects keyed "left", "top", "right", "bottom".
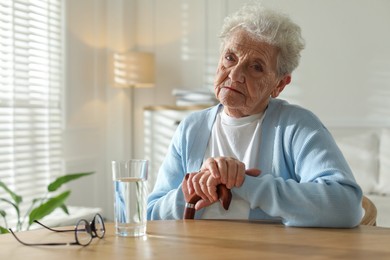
[{"left": 1, "top": 220, "right": 390, "bottom": 259}]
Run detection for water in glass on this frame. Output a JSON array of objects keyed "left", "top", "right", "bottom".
[{"left": 114, "top": 177, "right": 147, "bottom": 237}]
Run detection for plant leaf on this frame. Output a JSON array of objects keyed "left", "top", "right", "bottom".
[
  {"left": 0, "top": 181, "right": 22, "bottom": 205},
  {"left": 59, "top": 204, "right": 69, "bottom": 215},
  {"left": 28, "top": 191, "right": 71, "bottom": 225},
  {"left": 0, "top": 226, "right": 9, "bottom": 234},
  {"left": 0, "top": 198, "right": 20, "bottom": 217},
  {"left": 47, "top": 172, "right": 94, "bottom": 192}
]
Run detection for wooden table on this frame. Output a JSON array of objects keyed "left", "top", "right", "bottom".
[{"left": 1, "top": 220, "right": 390, "bottom": 259}]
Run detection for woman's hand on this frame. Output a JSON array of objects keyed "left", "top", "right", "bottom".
[
  {"left": 182, "top": 158, "right": 261, "bottom": 210},
  {"left": 182, "top": 170, "right": 220, "bottom": 210},
  {"left": 200, "top": 157, "right": 261, "bottom": 189},
  {"left": 187, "top": 170, "right": 220, "bottom": 203}
]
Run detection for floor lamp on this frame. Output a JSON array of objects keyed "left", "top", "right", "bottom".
[{"left": 112, "top": 51, "right": 155, "bottom": 157}]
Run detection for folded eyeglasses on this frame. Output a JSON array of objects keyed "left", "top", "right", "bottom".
[{"left": 9, "top": 213, "right": 105, "bottom": 246}]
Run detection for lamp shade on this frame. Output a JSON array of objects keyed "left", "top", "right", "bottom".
[{"left": 113, "top": 51, "right": 155, "bottom": 88}]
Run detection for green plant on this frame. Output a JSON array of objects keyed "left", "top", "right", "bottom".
[{"left": 0, "top": 172, "right": 94, "bottom": 234}]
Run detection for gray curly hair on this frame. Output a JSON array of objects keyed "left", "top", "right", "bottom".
[{"left": 219, "top": 3, "right": 305, "bottom": 76}]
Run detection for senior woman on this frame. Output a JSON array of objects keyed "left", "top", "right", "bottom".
[{"left": 147, "top": 4, "right": 363, "bottom": 227}]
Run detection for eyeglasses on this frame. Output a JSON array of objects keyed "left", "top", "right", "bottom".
[{"left": 9, "top": 213, "right": 105, "bottom": 246}]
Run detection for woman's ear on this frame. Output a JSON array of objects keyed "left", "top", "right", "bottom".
[{"left": 271, "top": 75, "right": 291, "bottom": 98}]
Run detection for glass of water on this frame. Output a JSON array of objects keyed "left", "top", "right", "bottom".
[{"left": 112, "top": 159, "right": 148, "bottom": 237}]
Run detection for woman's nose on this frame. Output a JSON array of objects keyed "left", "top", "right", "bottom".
[{"left": 229, "top": 64, "right": 245, "bottom": 83}]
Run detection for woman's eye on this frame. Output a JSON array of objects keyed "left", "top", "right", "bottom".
[
  {"left": 225, "top": 54, "right": 235, "bottom": 62},
  {"left": 252, "top": 63, "right": 263, "bottom": 72}
]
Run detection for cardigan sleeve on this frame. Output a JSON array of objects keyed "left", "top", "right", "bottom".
[
  {"left": 146, "top": 121, "right": 187, "bottom": 220},
  {"left": 146, "top": 106, "right": 218, "bottom": 220},
  {"left": 234, "top": 122, "right": 364, "bottom": 227}
]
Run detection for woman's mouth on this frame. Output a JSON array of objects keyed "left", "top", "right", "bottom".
[{"left": 221, "top": 86, "right": 243, "bottom": 95}]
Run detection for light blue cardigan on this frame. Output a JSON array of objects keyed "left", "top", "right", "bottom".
[{"left": 147, "top": 98, "right": 363, "bottom": 227}]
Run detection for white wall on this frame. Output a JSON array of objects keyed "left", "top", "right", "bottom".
[
  {"left": 63, "top": 0, "right": 390, "bottom": 221},
  {"left": 139, "top": 0, "right": 390, "bottom": 125},
  {"left": 63, "top": 0, "right": 108, "bottom": 216},
  {"left": 270, "top": 0, "right": 390, "bottom": 127},
  {"left": 134, "top": 0, "right": 390, "bottom": 158},
  {"left": 64, "top": 0, "right": 138, "bottom": 220}
]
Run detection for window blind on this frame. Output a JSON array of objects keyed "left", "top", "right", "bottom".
[{"left": 0, "top": 0, "right": 63, "bottom": 223}]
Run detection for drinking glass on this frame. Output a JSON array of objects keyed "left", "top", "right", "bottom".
[{"left": 112, "top": 159, "right": 148, "bottom": 237}]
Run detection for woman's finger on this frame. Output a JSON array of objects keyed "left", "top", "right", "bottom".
[
  {"left": 202, "top": 158, "right": 221, "bottom": 179},
  {"left": 245, "top": 168, "right": 261, "bottom": 177},
  {"left": 225, "top": 158, "right": 237, "bottom": 189},
  {"left": 192, "top": 173, "right": 208, "bottom": 201},
  {"left": 215, "top": 157, "right": 228, "bottom": 184},
  {"left": 235, "top": 162, "right": 246, "bottom": 187},
  {"left": 199, "top": 173, "right": 215, "bottom": 202},
  {"left": 206, "top": 176, "right": 218, "bottom": 201}
]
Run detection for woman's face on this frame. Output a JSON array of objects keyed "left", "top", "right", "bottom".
[{"left": 214, "top": 29, "right": 290, "bottom": 118}]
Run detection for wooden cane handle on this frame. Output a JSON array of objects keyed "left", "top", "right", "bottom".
[
  {"left": 217, "top": 185, "right": 232, "bottom": 210},
  {"left": 183, "top": 203, "right": 196, "bottom": 219}
]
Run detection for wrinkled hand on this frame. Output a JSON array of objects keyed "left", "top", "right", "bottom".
[
  {"left": 182, "top": 166, "right": 261, "bottom": 211},
  {"left": 184, "top": 170, "right": 219, "bottom": 210},
  {"left": 183, "top": 173, "right": 232, "bottom": 219},
  {"left": 201, "top": 157, "right": 261, "bottom": 189}
]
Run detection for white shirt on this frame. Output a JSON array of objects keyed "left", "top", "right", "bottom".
[{"left": 202, "top": 108, "right": 265, "bottom": 219}]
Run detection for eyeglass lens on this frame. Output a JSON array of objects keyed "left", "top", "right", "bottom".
[
  {"left": 93, "top": 214, "right": 105, "bottom": 238},
  {"left": 76, "top": 219, "right": 93, "bottom": 246}
]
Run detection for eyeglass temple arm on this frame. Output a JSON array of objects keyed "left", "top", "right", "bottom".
[
  {"left": 8, "top": 229, "right": 78, "bottom": 246},
  {"left": 33, "top": 220, "right": 74, "bottom": 232}
]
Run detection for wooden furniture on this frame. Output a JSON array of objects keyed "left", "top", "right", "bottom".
[
  {"left": 143, "top": 105, "right": 210, "bottom": 192},
  {"left": 361, "top": 195, "right": 377, "bottom": 226},
  {"left": 1, "top": 220, "right": 390, "bottom": 259}
]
